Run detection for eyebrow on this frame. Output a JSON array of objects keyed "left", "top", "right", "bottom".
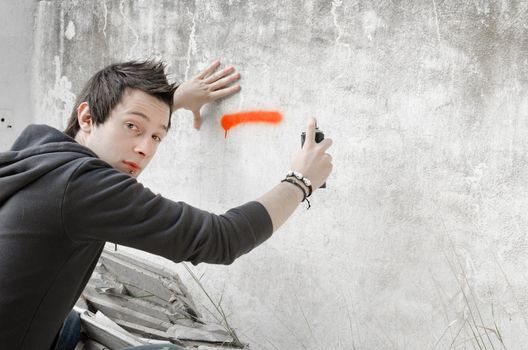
[{"left": 129, "top": 111, "right": 168, "bottom": 132}]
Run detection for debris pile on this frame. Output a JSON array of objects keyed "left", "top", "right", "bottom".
[{"left": 74, "top": 248, "right": 245, "bottom": 349}]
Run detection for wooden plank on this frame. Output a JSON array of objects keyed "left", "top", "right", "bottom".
[
  {"left": 106, "top": 249, "right": 201, "bottom": 318},
  {"left": 139, "top": 338, "right": 177, "bottom": 345},
  {"left": 113, "top": 319, "right": 184, "bottom": 345},
  {"left": 93, "top": 311, "right": 130, "bottom": 334},
  {"left": 101, "top": 249, "right": 201, "bottom": 316},
  {"left": 121, "top": 283, "right": 200, "bottom": 322},
  {"left": 83, "top": 339, "right": 110, "bottom": 350},
  {"left": 89, "top": 271, "right": 127, "bottom": 295},
  {"left": 104, "top": 249, "right": 185, "bottom": 293},
  {"left": 79, "top": 311, "right": 144, "bottom": 349},
  {"left": 99, "top": 252, "right": 201, "bottom": 319},
  {"left": 116, "top": 283, "right": 169, "bottom": 307},
  {"left": 84, "top": 284, "right": 188, "bottom": 325},
  {"left": 167, "top": 323, "right": 233, "bottom": 343},
  {"left": 75, "top": 295, "right": 89, "bottom": 311},
  {"left": 99, "top": 253, "right": 174, "bottom": 301},
  {"left": 74, "top": 339, "right": 111, "bottom": 350},
  {"left": 84, "top": 291, "right": 172, "bottom": 331}
]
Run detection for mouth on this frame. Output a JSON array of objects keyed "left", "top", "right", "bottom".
[{"left": 122, "top": 161, "right": 141, "bottom": 174}]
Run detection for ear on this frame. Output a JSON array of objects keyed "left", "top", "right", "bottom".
[{"left": 77, "top": 102, "right": 93, "bottom": 133}]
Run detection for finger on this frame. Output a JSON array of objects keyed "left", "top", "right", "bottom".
[
  {"left": 196, "top": 60, "right": 221, "bottom": 80},
  {"left": 203, "top": 66, "right": 235, "bottom": 84},
  {"left": 303, "top": 117, "right": 317, "bottom": 147},
  {"left": 208, "top": 72, "right": 240, "bottom": 91},
  {"left": 319, "top": 138, "right": 333, "bottom": 152},
  {"left": 209, "top": 84, "right": 241, "bottom": 100},
  {"left": 192, "top": 110, "right": 202, "bottom": 130}
]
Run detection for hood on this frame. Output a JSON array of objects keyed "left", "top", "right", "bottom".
[{"left": 0, "top": 124, "right": 97, "bottom": 204}]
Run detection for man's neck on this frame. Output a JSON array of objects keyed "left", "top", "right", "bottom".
[{"left": 74, "top": 132, "right": 87, "bottom": 147}]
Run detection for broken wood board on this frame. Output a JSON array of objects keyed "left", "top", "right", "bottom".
[
  {"left": 83, "top": 291, "right": 172, "bottom": 331},
  {"left": 75, "top": 339, "right": 109, "bottom": 350},
  {"left": 84, "top": 284, "right": 187, "bottom": 325},
  {"left": 121, "top": 284, "right": 197, "bottom": 322},
  {"left": 79, "top": 310, "right": 145, "bottom": 349},
  {"left": 104, "top": 249, "right": 186, "bottom": 292},
  {"left": 105, "top": 248, "right": 200, "bottom": 316},
  {"left": 167, "top": 323, "right": 234, "bottom": 343},
  {"left": 113, "top": 319, "right": 183, "bottom": 345},
  {"left": 99, "top": 251, "right": 201, "bottom": 319},
  {"left": 99, "top": 253, "right": 175, "bottom": 300}
]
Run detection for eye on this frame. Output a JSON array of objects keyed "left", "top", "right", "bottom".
[
  {"left": 125, "top": 122, "right": 139, "bottom": 131},
  {"left": 152, "top": 135, "right": 162, "bottom": 143}
]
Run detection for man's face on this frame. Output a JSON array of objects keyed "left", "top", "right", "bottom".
[{"left": 83, "top": 89, "right": 170, "bottom": 178}]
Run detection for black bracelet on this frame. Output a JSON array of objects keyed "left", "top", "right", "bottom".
[
  {"left": 286, "top": 175, "right": 312, "bottom": 197},
  {"left": 281, "top": 178, "right": 311, "bottom": 210},
  {"left": 286, "top": 171, "right": 313, "bottom": 197}
]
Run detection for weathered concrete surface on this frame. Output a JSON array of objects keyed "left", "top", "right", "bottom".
[
  {"left": 0, "top": 0, "right": 36, "bottom": 151},
  {"left": 31, "top": 1, "right": 528, "bottom": 349}
]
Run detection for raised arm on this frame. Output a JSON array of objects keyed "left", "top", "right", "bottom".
[
  {"left": 173, "top": 62, "right": 333, "bottom": 232},
  {"left": 257, "top": 117, "right": 333, "bottom": 231}
]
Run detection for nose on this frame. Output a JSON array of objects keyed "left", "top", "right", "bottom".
[{"left": 134, "top": 137, "right": 155, "bottom": 159}]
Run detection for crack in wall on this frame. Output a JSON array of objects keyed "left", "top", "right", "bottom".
[
  {"left": 184, "top": 7, "right": 197, "bottom": 81},
  {"left": 102, "top": 0, "right": 108, "bottom": 38},
  {"left": 119, "top": 0, "right": 139, "bottom": 58},
  {"left": 432, "top": 0, "right": 442, "bottom": 43},
  {"left": 59, "top": 6, "right": 64, "bottom": 67},
  {"left": 331, "top": 0, "right": 351, "bottom": 60}
]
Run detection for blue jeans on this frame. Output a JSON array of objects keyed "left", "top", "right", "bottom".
[{"left": 54, "top": 310, "right": 81, "bottom": 350}]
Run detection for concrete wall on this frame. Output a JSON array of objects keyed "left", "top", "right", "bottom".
[
  {"left": 29, "top": 1, "right": 528, "bottom": 349},
  {"left": 0, "top": 0, "right": 36, "bottom": 151}
]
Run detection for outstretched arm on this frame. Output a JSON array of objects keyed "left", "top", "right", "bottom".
[
  {"left": 172, "top": 60, "right": 241, "bottom": 129},
  {"left": 257, "top": 117, "right": 333, "bottom": 231}
]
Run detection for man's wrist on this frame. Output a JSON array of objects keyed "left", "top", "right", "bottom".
[
  {"left": 287, "top": 177, "right": 309, "bottom": 195},
  {"left": 281, "top": 173, "right": 312, "bottom": 210},
  {"left": 285, "top": 171, "right": 313, "bottom": 197},
  {"left": 279, "top": 180, "right": 305, "bottom": 203},
  {"left": 172, "top": 95, "right": 182, "bottom": 110}
]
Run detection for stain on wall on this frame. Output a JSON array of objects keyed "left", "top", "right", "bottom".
[{"left": 32, "top": 1, "right": 528, "bottom": 349}]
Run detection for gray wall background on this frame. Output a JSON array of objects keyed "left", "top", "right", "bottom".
[
  {"left": 0, "top": 0, "right": 35, "bottom": 150},
  {"left": 5, "top": 0, "right": 528, "bottom": 349}
]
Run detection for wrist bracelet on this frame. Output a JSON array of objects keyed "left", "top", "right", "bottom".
[
  {"left": 286, "top": 176, "right": 312, "bottom": 197},
  {"left": 281, "top": 178, "right": 311, "bottom": 210},
  {"left": 286, "top": 171, "right": 313, "bottom": 197}
]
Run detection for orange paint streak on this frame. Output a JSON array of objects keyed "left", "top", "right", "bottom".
[{"left": 221, "top": 110, "right": 283, "bottom": 138}]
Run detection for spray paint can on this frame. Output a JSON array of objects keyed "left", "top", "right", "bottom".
[{"left": 301, "top": 127, "right": 326, "bottom": 188}]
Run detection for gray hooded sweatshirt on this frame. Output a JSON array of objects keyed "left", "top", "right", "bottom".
[{"left": 0, "top": 124, "right": 273, "bottom": 349}]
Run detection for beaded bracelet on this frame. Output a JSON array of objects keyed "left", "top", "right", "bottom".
[
  {"left": 286, "top": 175, "right": 312, "bottom": 197},
  {"left": 281, "top": 178, "right": 311, "bottom": 209},
  {"left": 286, "top": 171, "right": 313, "bottom": 197}
]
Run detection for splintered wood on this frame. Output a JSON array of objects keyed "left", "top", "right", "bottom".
[{"left": 74, "top": 248, "right": 245, "bottom": 350}]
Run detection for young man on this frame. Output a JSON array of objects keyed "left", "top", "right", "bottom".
[{"left": 0, "top": 60, "right": 333, "bottom": 349}]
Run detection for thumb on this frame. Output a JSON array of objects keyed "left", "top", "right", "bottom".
[{"left": 192, "top": 109, "right": 202, "bottom": 130}]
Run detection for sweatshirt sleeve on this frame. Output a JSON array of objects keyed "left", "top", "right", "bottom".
[{"left": 61, "top": 159, "right": 273, "bottom": 265}]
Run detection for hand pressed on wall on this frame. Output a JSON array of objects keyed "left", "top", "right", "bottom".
[{"left": 173, "top": 60, "right": 241, "bottom": 129}]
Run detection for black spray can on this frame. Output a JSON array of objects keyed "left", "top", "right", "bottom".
[{"left": 301, "top": 127, "right": 326, "bottom": 188}]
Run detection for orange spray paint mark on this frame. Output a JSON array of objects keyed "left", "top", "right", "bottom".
[{"left": 221, "top": 110, "right": 283, "bottom": 138}]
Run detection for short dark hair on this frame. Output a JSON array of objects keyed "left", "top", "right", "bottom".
[{"left": 64, "top": 60, "right": 177, "bottom": 138}]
